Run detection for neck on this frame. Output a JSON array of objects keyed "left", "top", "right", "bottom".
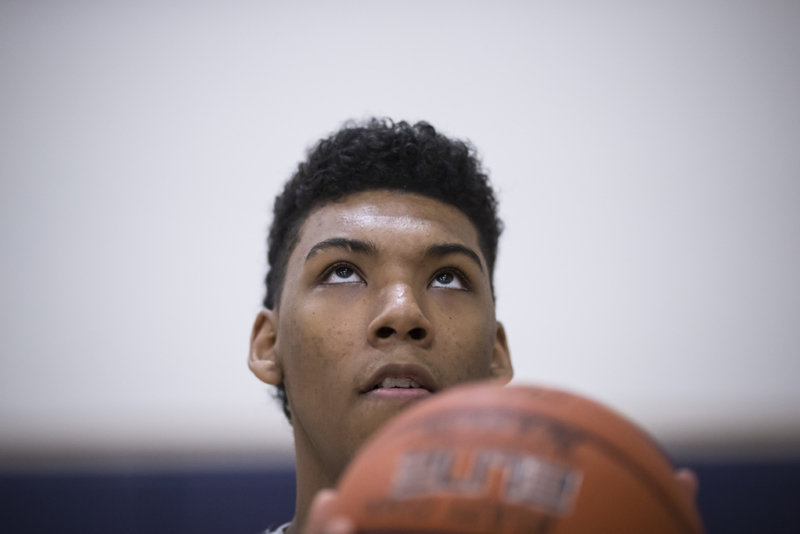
[{"left": 286, "top": 421, "right": 340, "bottom": 534}]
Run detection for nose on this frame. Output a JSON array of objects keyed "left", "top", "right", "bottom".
[{"left": 368, "top": 283, "right": 434, "bottom": 347}]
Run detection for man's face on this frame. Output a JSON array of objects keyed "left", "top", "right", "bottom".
[{"left": 252, "top": 190, "right": 512, "bottom": 480}]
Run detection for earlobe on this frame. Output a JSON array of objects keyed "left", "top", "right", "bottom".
[
  {"left": 490, "top": 321, "right": 513, "bottom": 385},
  {"left": 248, "top": 309, "right": 283, "bottom": 386}
]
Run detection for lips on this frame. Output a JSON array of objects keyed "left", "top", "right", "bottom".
[{"left": 361, "top": 363, "right": 438, "bottom": 394}]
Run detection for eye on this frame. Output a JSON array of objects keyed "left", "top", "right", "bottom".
[
  {"left": 430, "top": 270, "right": 467, "bottom": 290},
  {"left": 322, "top": 264, "right": 364, "bottom": 284}
]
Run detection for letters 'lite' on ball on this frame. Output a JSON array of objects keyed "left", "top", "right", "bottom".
[{"left": 336, "top": 383, "right": 704, "bottom": 534}]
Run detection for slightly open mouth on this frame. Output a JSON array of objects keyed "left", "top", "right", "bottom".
[
  {"left": 371, "top": 377, "right": 428, "bottom": 391},
  {"left": 362, "top": 363, "right": 438, "bottom": 395}
]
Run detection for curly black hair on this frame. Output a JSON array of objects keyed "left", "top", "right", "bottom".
[{"left": 264, "top": 118, "right": 503, "bottom": 421}]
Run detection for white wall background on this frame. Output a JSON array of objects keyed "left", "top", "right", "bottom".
[{"left": 1, "top": 1, "right": 798, "bottom": 467}]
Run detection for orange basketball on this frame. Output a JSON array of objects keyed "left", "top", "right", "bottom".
[{"left": 336, "top": 382, "right": 704, "bottom": 534}]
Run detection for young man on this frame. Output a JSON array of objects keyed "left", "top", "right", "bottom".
[
  {"left": 249, "top": 119, "right": 697, "bottom": 534},
  {"left": 249, "top": 119, "right": 514, "bottom": 534}
]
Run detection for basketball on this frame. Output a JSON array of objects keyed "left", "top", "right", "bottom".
[{"left": 336, "top": 382, "right": 704, "bottom": 534}]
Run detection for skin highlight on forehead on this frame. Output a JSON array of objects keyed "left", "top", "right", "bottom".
[{"left": 338, "top": 210, "right": 432, "bottom": 231}]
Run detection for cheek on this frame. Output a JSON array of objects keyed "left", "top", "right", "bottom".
[
  {"left": 279, "top": 305, "right": 364, "bottom": 394},
  {"left": 438, "top": 308, "right": 497, "bottom": 380}
]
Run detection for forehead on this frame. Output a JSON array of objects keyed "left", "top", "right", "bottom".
[{"left": 296, "top": 190, "right": 483, "bottom": 259}]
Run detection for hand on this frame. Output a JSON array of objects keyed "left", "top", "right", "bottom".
[{"left": 302, "top": 489, "right": 355, "bottom": 534}]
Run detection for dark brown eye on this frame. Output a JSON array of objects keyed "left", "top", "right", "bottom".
[
  {"left": 323, "top": 264, "right": 363, "bottom": 284},
  {"left": 436, "top": 272, "right": 454, "bottom": 284},
  {"left": 431, "top": 270, "right": 466, "bottom": 290}
]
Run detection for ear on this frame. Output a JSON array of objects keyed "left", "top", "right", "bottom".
[
  {"left": 248, "top": 309, "right": 283, "bottom": 386},
  {"left": 489, "top": 321, "right": 513, "bottom": 384}
]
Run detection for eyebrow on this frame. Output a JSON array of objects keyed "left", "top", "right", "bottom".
[
  {"left": 305, "top": 237, "right": 484, "bottom": 272},
  {"left": 305, "top": 237, "right": 379, "bottom": 261},
  {"left": 424, "top": 243, "right": 484, "bottom": 273}
]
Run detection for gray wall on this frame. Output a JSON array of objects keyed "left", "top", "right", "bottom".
[{"left": 1, "top": 0, "right": 799, "bottom": 469}]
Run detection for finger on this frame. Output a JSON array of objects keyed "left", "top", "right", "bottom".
[
  {"left": 674, "top": 468, "right": 699, "bottom": 501},
  {"left": 304, "top": 489, "right": 356, "bottom": 534}
]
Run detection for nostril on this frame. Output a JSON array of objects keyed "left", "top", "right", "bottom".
[
  {"left": 408, "top": 328, "right": 426, "bottom": 341},
  {"left": 376, "top": 326, "right": 395, "bottom": 339}
]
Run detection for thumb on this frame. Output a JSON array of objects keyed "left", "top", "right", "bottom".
[{"left": 303, "top": 489, "right": 356, "bottom": 534}]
